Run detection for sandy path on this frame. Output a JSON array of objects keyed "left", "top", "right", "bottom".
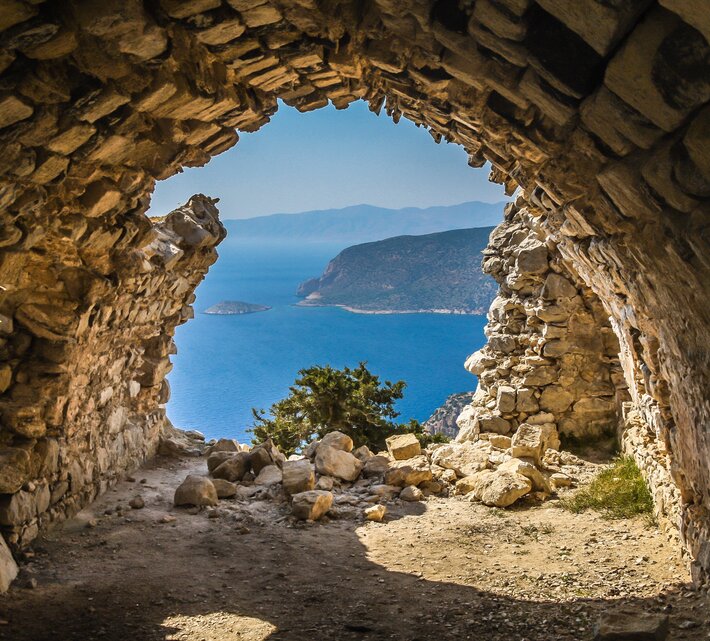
[{"left": 0, "top": 456, "right": 707, "bottom": 641}]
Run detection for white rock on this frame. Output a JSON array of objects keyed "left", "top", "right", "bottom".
[
  {"left": 469, "top": 470, "right": 532, "bottom": 507},
  {"left": 498, "top": 458, "right": 552, "bottom": 493},
  {"left": 431, "top": 441, "right": 492, "bottom": 477}
]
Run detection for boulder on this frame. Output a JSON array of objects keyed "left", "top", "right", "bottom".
[
  {"left": 362, "top": 455, "right": 391, "bottom": 477},
  {"left": 540, "top": 386, "right": 574, "bottom": 413},
  {"left": 399, "top": 485, "right": 424, "bottom": 501},
  {"left": 352, "top": 445, "right": 374, "bottom": 461},
  {"left": 487, "top": 434, "right": 512, "bottom": 449},
  {"left": 211, "top": 478, "right": 238, "bottom": 498},
  {"left": 496, "top": 386, "right": 516, "bottom": 413},
  {"left": 0, "top": 535, "right": 18, "bottom": 592},
  {"left": 212, "top": 452, "right": 251, "bottom": 482},
  {"left": 455, "top": 404, "right": 480, "bottom": 442},
  {"left": 174, "top": 475, "right": 218, "bottom": 507},
  {"left": 315, "top": 445, "right": 363, "bottom": 482},
  {"left": 454, "top": 476, "right": 478, "bottom": 495},
  {"left": 431, "top": 441, "right": 491, "bottom": 477},
  {"left": 206, "top": 438, "right": 240, "bottom": 455},
  {"left": 315, "top": 476, "right": 334, "bottom": 491},
  {"left": 510, "top": 424, "right": 546, "bottom": 463},
  {"left": 498, "top": 458, "right": 552, "bottom": 493},
  {"left": 291, "top": 490, "right": 333, "bottom": 521},
  {"left": 250, "top": 439, "right": 285, "bottom": 473},
  {"left": 469, "top": 470, "right": 532, "bottom": 507},
  {"left": 477, "top": 414, "right": 512, "bottom": 435},
  {"left": 364, "top": 504, "right": 387, "bottom": 522},
  {"left": 207, "top": 451, "right": 239, "bottom": 473},
  {"left": 282, "top": 459, "right": 315, "bottom": 495},
  {"left": 385, "top": 433, "right": 421, "bottom": 460},
  {"left": 369, "top": 484, "right": 401, "bottom": 498},
  {"left": 550, "top": 472, "right": 573, "bottom": 488},
  {"left": 318, "top": 431, "right": 353, "bottom": 452},
  {"left": 384, "top": 455, "right": 432, "bottom": 487},
  {"left": 593, "top": 608, "right": 669, "bottom": 641},
  {"left": 254, "top": 464, "right": 282, "bottom": 486}
]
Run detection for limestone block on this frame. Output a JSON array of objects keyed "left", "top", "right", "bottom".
[
  {"left": 384, "top": 456, "right": 433, "bottom": 487},
  {"left": 431, "top": 442, "right": 491, "bottom": 478},
  {"left": 536, "top": 0, "right": 652, "bottom": 56},
  {"left": 315, "top": 445, "right": 363, "bottom": 482},
  {"left": 385, "top": 433, "right": 421, "bottom": 460},
  {"left": 196, "top": 19, "right": 246, "bottom": 46},
  {"left": 469, "top": 469, "right": 532, "bottom": 507},
  {"left": 605, "top": 8, "right": 708, "bottom": 131},
  {"left": 515, "top": 239, "right": 548, "bottom": 274},
  {"left": 291, "top": 490, "right": 332, "bottom": 521},
  {"left": 540, "top": 385, "right": 575, "bottom": 413},
  {"left": 659, "top": 0, "right": 710, "bottom": 42},
  {"left": 282, "top": 459, "right": 315, "bottom": 495},
  {"left": 0, "top": 448, "right": 31, "bottom": 494},
  {"left": 318, "top": 431, "right": 353, "bottom": 453},
  {"left": 362, "top": 455, "right": 391, "bottom": 477},
  {"left": 212, "top": 452, "right": 251, "bottom": 482},
  {"left": 253, "top": 464, "right": 282, "bottom": 486},
  {"left": 399, "top": 485, "right": 424, "bottom": 501},
  {"left": 364, "top": 504, "right": 387, "bottom": 521},
  {"left": 160, "top": 0, "right": 221, "bottom": 19},
  {"left": 496, "top": 386, "right": 517, "bottom": 413},
  {"left": 511, "top": 423, "right": 560, "bottom": 463},
  {"left": 516, "top": 387, "right": 539, "bottom": 413},
  {"left": 174, "top": 475, "right": 218, "bottom": 507},
  {"left": 542, "top": 273, "right": 577, "bottom": 300},
  {"left": 211, "top": 479, "right": 237, "bottom": 499},
  {"left": 0, "top": 490, "right": 35, "bottom": 526},
  {"left": 0, "top": 95, "right": 33, "bottom": 129},
  {"left": 498, "top": 458, "right": 552, "bottom": 493}
]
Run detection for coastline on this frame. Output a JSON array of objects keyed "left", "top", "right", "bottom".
[{"left": 295, "top": 301, "right": 487, "bottom": 315}]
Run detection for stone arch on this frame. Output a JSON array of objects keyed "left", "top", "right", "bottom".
[{"left": 0, "top": 0, "right": 708, "bottom": 586}]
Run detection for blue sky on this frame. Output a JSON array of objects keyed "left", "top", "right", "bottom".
[{"left": 149, "top": 100, "right": 506, "bottom": 219}]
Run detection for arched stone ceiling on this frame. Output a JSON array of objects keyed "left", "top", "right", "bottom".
[{"left": 0, "top": 0, "right": 708, "bottom": 582}]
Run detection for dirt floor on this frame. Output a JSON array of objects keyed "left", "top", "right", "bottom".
[{"left": 1, "top": 456, "right": 708, "bottom": 641}]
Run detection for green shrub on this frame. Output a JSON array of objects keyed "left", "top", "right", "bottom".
[
  {"left": 250, "top": 362, "right": 428, "bottom": 455},
  {"left": 562, "top": 456, "right": 654, "bottom": 519}
]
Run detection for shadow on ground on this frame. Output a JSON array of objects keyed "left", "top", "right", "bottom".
[{"left": 0, "top": 458, "right": 706, "bottom": 641}]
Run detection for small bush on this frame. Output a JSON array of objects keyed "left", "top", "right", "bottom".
[{"left": 562, "top": 456, "right": 653, "bottom": 519}]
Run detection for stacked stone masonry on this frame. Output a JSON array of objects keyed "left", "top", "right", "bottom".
[{"left": 0, "top": 0, "right": 708, "bottom": 585}]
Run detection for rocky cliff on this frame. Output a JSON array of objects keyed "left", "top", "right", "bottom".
[{"left": 297, "top": 228, "right": 497, "bottom": 313}]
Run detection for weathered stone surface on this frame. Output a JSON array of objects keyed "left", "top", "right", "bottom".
[
  {"left": 291, "top": 490, "right": 333, "bottom": 521},
  {"left": 174, "top": 475, "right": 218, "bottom": 507},
  {"left": 399, "top": 485, "right": 424, "bottom": 501},
  {"left": 593, "top": 608, "right": 669, "bottom": 641},
  {"left": 431, "top": 442, "right": 491, "bottom": 478},
  {"left": 282, "top": 459, "right": 315, "bottom": 495},
  {"left": 0, "top": 448, "right": 31, "bottom": 493},
  {"left": 364, "top": 504, "right": 387, "bottom": 522},
  {"left": 470, "top": 470, "right": 532, "bottom": 507},
  {"left": 384, "top": 456, "right": 433, "bottom": 487},
  {"left": 385, "top": 433, "right": 421, "bottom": 460},
  {"left": 254, "top": 464, "right": 283, "bottom": 486},
  {"left": 315, "top": 445, "right": 363, "bottom": 482},
  {"left": 212, "top": 453, "right": 251, "bottom": 482},
  {"left": 317, "top": 431, "right": 353, "bottom": 453},
  {"left": 211, "top": 478, "right": 238, "bottom": 499},
  {"left": 0, "top": 535, "right": 18, "bottom": 592},
  {"left": 0, "top": 0, "right": 706, "bottom": 585}
]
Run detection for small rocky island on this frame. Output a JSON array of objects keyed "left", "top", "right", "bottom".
[{"left": 203, "top": 300, "right": 271, "bottom": 315}]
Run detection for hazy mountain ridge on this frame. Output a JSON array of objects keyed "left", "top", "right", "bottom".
[
  {"left": 296, "top": 227, "right": 497, "bottom": 314},
  {"left": 223, "top": 201, "right": 505, "bottom": 243}
]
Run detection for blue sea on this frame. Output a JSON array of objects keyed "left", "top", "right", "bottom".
[{"left": 166, "top": 236, "right": 488, "bottom": 442}]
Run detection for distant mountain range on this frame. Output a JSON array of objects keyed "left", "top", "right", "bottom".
[
  {"left": 223, "top": 201, "right": 505, "bottom": 243},
  {"left": 296, "top": 227, "right": 497, "bottom": 314}
]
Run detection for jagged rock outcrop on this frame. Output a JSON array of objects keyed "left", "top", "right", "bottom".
[{"left": 0, "top": 0, "right": 708, "bottom": 586}]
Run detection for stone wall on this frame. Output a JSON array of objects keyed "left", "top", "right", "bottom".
[
  {"left": 459, "top": 201, "right": 627, "bottom": 445},
  {"left": 0, "top": 195, "right": 224, "bottom": 553},
  {"left": 0, "top": 0, "right": 708, "bottom": 584}
]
